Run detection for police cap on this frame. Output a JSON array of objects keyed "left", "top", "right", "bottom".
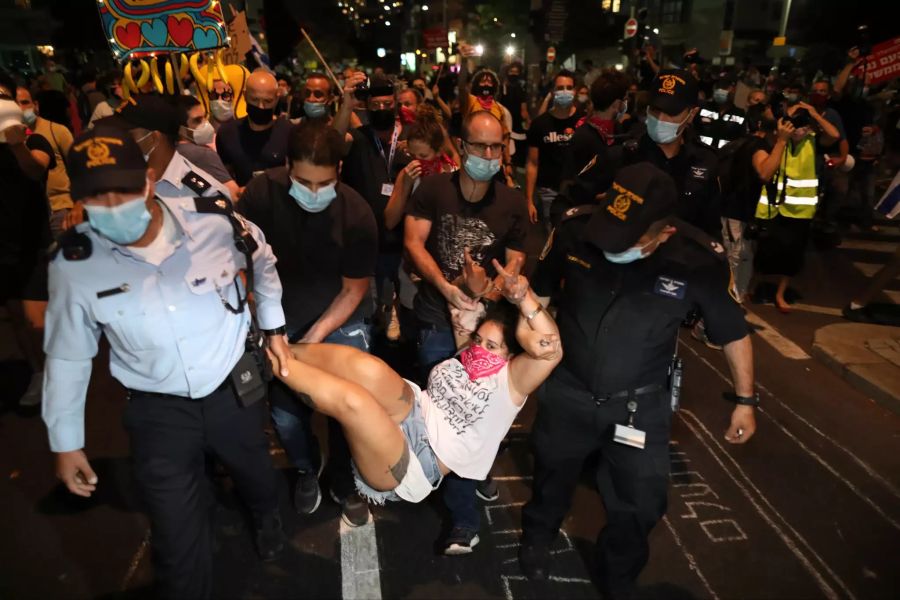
[
  {"left": 587, "top": 162, "right": 678, "bottom": 253},
  {"left": 68, "top": 123, "right": 146, "bottom": 200},
  {"left": 649, "top": 69, "right": 699, "bottom": 116}
]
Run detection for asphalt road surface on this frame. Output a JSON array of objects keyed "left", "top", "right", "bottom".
[{"left": 1, "top": 222, "right": 898, "bottom": 600}]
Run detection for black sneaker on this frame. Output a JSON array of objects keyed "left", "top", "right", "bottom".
[
  {"left": 518, "top": 542, "right": 550, "bottom": 581},
  {"left": 293, "top": 469, "right": 322, "bottom": 515},
  {"left": 254, "top": 511, "right": 286, "bottom": 562},
  {"left": 330, "top": 489, "right": 371, "bottom": 527},
  {"left": 443, "top": 526, "right": 480, "bottom": 555},
  {"left": 475, "top": 476, "right": 499, "bottom": 502}
]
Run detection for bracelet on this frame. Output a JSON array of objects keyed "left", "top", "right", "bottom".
[
  {"left": 524, "top": 304, "right": 544, "bottom": 322},
  {"left": 263, "top": 326, "right": 287, "bottom": 337},
  {"left": 723, "top": 391, "right": 759, "bottom": 407}
]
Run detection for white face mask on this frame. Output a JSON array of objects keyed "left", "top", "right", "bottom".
[
  {"left": 210, "top": 99, "right": 234, "bottom": 122},
  {"left": 188, "top": 120, "right": 215, "bottom": 145}
]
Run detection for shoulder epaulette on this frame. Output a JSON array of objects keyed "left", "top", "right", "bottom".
[
  {"left": 193, "top": 194, "right": 233, "bottom": 216},
  {"left": 672, "top": 218, "right": 726, "bottom": 261},
  {"left": 560, "top": 204, "right": 596, "bottom": 222},
  {"left": 49, "top": 228, "right": 92, "bottom": 261}
]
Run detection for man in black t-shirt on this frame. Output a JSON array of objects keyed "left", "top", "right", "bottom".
[
  {"left": 0, "top": 75, "right": 55, "bottom": 408},
  {"left": 526, "top": 70, "right": 582, "bottom": 227},
  {"left": 216, "top": 70, "right": 293, "bottom": 187},
  {"left": 499, "top": 63, "right": 529, "bottom": 168},
  {"left": 238, "top": 122, "right": 377, "bottom": 527},
  {"left": 405, "top": 111, "right": 528, "bottom": 555}
]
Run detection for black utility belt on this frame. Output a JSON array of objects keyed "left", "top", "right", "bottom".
[
  {"left": 127, "top": 376, "right": 232, "bottom": 402},
  {"left": 590, "top": 383, "right": 665, "bottom": 404}
]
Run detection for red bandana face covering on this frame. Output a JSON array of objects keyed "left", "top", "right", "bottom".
[
  {"left": 419, "top": 154, "right": 455, "bottom": 177},
  {"left": 476, "top": 95, "right": 495, "bottom": 111},
  {"left": 399, "top": 105, "right": 416, "bottom": 125},
  {"left": 459, "top": 344, "right": 507, "bottom": 380}
]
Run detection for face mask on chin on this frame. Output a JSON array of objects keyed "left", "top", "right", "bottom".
[{"left": 603, "top": 237, "right": 656, "bottom": 264}]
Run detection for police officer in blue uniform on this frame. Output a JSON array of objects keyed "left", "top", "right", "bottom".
[
  {"left": 695, "top": 74, "right": 747, "bottom": 152},
  {"left": 518, "top": 163, "right": 758, "bottom": 598},
  {"left": 42, "top": 124, "right": 294, "bottom": 599}
]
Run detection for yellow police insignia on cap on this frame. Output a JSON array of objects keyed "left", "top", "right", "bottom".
[
  {"left": 74, "top": 137, "right": 123, "bottom": 168},
  {"left": 606, "top": 182, "right": 644, "bottom": 221},
  {"left": 658, "top": 74, "right": 685, "bottom": 96}
]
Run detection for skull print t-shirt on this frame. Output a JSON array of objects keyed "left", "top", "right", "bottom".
[{"left": 407, "top": 171, "right": 528, "bottom": 328}]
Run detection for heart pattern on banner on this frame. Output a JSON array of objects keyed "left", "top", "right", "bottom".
[
  {"left": 167, "top": 15, "right": 193, "bottom": 47},
  {"left": 115, "top": 22, "right": 141, "bottom": 49},
  {"left": 141, "top": 18, "right": 169, "bottom": 47},
  {"left": 192, "top": 27, "right": 219, "bottom": 50}
]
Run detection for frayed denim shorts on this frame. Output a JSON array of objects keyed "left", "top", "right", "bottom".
[{"left": 352, "top": 379, "right": 444, "bottom": 504}]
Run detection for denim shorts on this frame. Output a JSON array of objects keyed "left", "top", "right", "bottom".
[{"left": 352, "top": 380, "right": 444, "bottom": 504}]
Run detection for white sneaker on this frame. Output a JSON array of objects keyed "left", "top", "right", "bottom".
[{"left": 19, "top": 371, "right": 43, "bottom": 407}]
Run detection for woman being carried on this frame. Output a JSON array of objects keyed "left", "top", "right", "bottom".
[{"left": 269, "top": 257, "right": 562, "bottom": 504}]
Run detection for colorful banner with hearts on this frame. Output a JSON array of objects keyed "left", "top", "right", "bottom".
[{"left": 98, "top": 0, "right": 228, "bottom": 61}]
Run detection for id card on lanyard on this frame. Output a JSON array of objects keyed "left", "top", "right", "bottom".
[{"left": 375, "top": 121, "right": 402, "bottom": 197}]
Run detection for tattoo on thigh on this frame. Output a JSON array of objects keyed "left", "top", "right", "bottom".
[{"left": 389, "top": 442, "right": 410, "bottom": 483}]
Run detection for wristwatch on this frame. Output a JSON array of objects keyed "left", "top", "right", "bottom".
[
  {"left": 263, "top": 326, "right": 287, "bottom": 337},
  {"left": 723, "top": 391, "right": 760, "bottom": 407}
]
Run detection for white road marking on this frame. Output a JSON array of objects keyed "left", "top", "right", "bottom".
[
  {"left": 744, "top": 310, "right": 811, "bottom": 359},
  {"left": 884, "top": 290, "right": 900, "bottom": 304},
  {"left": 661, "top": 516, "right": 720, "bottom": 600},
  {"left": 679, "top": 340, "right": 900, "bottom": 501},
  {"left": 839, "top": 240, "right": 898, "bottom": 253},
  {"left": 340, "top": 517, "right": 382, "bottom": 600},
  {"left": 679, "top": 409, "right": 852, "bottom": 600},
  {"left": 120, "top": 529, "right": 151, "bottom": 591},
  {"left": 853, "top": 262, "right": 886, "bottom": 277},
  {"left": 484, "top": 502, "right": 525, "bottom": 526},
  {"left": 787, "top": 303, "right": 844, "bottom": 316}
]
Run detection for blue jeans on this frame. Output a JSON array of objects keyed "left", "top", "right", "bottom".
[
  {"left": 416, "top": 321, "right": 480, "bottom": 531},
  {"left": 269, "top": 319, "right": 372, "bottom": 497}
]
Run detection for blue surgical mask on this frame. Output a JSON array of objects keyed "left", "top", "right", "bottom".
[
  {"left": 289, "top": 178, "right": 337, "bottom": 213},
  {"left": 463, "top": 153, "right": 501, "bottom": 182},
  {"left": 554, "top": 90, "right": 575, "bottom": 107},
  {"left": 86, "top": 191, "right": 152, "bottom": 245},
  {"left": 646, "top": 112, "right": 689, "bottom": 145},
  {"left": 603, "top": 239, "right": 654, "bottom": 264},
  {"left": 22, "top": 108, "right": 36, "bottom": 126},
  {"left": 713, "top": 89, "right": 729, "bottom": 104},
  {"left": 304, "top": 101, "right": 327, "bottom": 119}
]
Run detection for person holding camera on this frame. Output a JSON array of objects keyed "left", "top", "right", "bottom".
[
  {"left": 753, "top": 100, "right": 838, "bottom": 313},
  {"left": 42, "top": 124, "right": 291, "bottom": 598}
]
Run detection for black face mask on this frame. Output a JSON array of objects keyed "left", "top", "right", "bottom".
[
  {"left": 370, "top": 108, "right": 396, "bottom": 131},
  {"left": 477, "top": 85, "right": 497, "bottom": 98},
  {"left": 246, "top": 103, "right": 274, "bottom": 125},
  {"left": 508, "top": 74, "right": 520, "bottom": 82}
]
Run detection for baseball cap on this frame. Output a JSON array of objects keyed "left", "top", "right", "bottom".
[
  {"left": 649, "top": 69, "right": 698, "bottom": 116},
  {"left": 96, "top": 94, "right": 184, "bottom": 139},
  {"left": 68, "top": 123, "right": 147, "bottom": 200},
  {"left": 368, "top": 74, "right": 395, "bottom": 98},
  {"left": 585, "top": 162, "right": 678, "bottom": 253}
]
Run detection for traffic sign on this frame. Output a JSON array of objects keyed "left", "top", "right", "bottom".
[
  {"left": 546, "top": 46, "right": 556, "bottom": 62},
  {"left": 624, "top": 18, "right": 638, "bottom": 39}
]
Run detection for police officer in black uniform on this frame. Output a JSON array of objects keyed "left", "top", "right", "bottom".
[
  {"left": 695, "top": 74, "right": 748, "bottom": 152},
  {"left": 626, "top": 69, "right": 721, "bottom": 236},
  {"left": 518, "top": 162, "right": 758, "bottom": 598}
]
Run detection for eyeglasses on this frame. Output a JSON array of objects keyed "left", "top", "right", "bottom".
[
  {"left": 209, "top": 90, "right": 234, "bottom": 101},
  {"left": 464, "top": 140, "right": 505, "bottom": 156},
  {"left": 370, "top": 100, "right": 395, "bottom": 110},
  {"left": 304, "top": 89, "right": 329, "bottom": 99}
]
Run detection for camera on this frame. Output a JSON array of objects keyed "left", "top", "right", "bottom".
[
  {"left": 354, "top": 74, "right": 370, "bottom": 100},
  {"left": 787, "top": 108, "right": 811, "bottom": 128}
]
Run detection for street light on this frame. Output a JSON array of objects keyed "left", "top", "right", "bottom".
[
  {"left": 422, "top": 4, "right": 429, "bottom": 10},
  {"left": 377, "top": 47, "right": 387, "bottom": 58},
  {"left": 475, "top": 44, "right": 484, "bottom": 56},
  {"left": 505, "top": 45, "right": 515, "bottom": 57},
  {"left": 510, "top": 33, "right": 516, "bottom": 38},
  {"left": 385, "top": 20, "right": 391, "bottom": 26}
]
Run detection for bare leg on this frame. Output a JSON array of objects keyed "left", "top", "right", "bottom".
[
  {"left": 775, "top": 276, "right": 791, "bottom": 312},
  {"left": 275, "top": 353, "right": 408, "bottom": 492},
  {"left": 290, "top": 343, "right": 414, "bottom": 423}
]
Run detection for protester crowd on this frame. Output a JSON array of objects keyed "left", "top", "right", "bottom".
[{"left": 2, "top": 40, "right": 899, "bottom": 599}]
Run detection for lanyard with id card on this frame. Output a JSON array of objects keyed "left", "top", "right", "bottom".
[
  {"left": 375, "top": 121, "right": 402, "bottom": 198},
  {"left": 613, "top": 400, "right": 647, "bottom": 450}
]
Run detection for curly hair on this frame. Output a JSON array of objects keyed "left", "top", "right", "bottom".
[
  {"left": 474, "top": 301, "right": 523, "bottom": 356},
  {"left": 405, "top": 103, "right": 445, "bottom": 152}
]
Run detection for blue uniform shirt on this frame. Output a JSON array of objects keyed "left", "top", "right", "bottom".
[
  {"left": 41, "top": 195, "right": 285, "bottom": 452},
  {"left": 154, "top": 150, "right": 232, "bottom": 200}
]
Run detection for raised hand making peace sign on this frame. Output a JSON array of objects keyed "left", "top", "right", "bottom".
[{"left": 492, "top": 256, "right": 528, "bottom": 305}]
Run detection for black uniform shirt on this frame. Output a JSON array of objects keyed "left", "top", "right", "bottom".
[
  {"left": 695, "top": 101, "right": 747, "bottom": 151},
  {"left": 532, "top": 206, "right": 747, "bottom": 395},
  {"left": 627, "top": 134, "right": 721, "bottom": 235}
]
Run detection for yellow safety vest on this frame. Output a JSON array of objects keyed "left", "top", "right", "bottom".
[{"left": 756, "top": 135, "right": 818, "bottom": 220}]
